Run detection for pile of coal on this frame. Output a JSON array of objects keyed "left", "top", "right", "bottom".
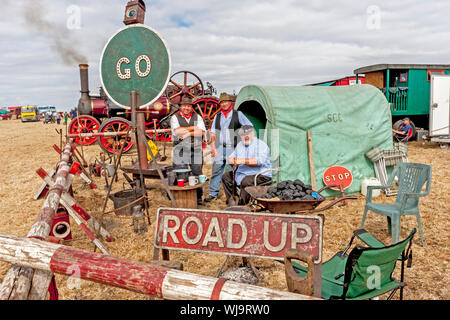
[{"left": 259, "top": 179, "right": 321, "bottom": 201}]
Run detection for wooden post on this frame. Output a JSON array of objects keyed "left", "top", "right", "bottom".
[
  {"left": 307, "top": 131, "right": 316, "bottom": 190},
  {"left": 0, "top": 233, "right": 320, "bottom": 300},
  {"left": 0, "top": 140, "right": 74, "bottom": 300}
]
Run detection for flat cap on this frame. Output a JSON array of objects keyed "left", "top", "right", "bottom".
[
  {"left": 238, "top": 125, "right": 255, "bottom": 136},
  {"left": 180, "top": 96, "right": 193, "bottom": 105}
]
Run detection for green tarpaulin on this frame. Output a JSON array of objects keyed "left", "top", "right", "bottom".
[{"left": 235, "top": 84, "right": 393, "bottom": 196}]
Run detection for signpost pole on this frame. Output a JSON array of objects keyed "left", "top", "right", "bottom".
[{"left": 131, "top": 91, "right": 151, "bottom": 225}]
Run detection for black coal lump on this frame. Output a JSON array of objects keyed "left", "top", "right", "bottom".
[
  {"left": 288, "top": 184, "right": 296, "bottom": 190},
  {"left": 278, "top": 181, "right": 287, "bottom": 189},
  {"left": 301, "top": 194, "right": 315, "bottom": 200},
  {"left": 268, "top": 186, "right": 277, "bottom": 194},
  {"left": 294, "top": 179, "right": 306, "bottom": 188},
  {"left": 304, "top": 184, "right": 312, "bottom": 190},
  {"left": 306, "top": 189, "right": 312, "bottom": 195}
]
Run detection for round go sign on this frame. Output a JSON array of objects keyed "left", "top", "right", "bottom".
[
  {"left": 100, "top": 24, "right": 171, "bottom": 109},
  {"left": 323, "top": 166, "right": 353, "bottom": 190}
]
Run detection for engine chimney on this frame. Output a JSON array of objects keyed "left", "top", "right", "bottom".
[{"left": 78, "top": 64, "right": 92, "bottom": 115}]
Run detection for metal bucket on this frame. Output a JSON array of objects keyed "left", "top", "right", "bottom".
[
  {"left": 109, "top": 189, "right": 145, "bottom": 216},
  {"left": 105, "top": 164, "right": 116, "bottom": 177}
]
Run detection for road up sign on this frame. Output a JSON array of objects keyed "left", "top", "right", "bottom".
[
  {"left": 154, "top": 207, "right": 323, "bottom": 263},
  {"left": 100, "top": 24, "right": 171, "bottom": 109}
]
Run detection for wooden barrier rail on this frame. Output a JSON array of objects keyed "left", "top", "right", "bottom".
[
  {"left": 0, "top": 139, "right": 74, "bottom": 300},
  {"left": 0, "top": 233, "right": 319, "bottom": 300}
]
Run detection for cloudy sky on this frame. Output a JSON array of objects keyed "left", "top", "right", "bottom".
[{"left": 1, "top": 0, "right": 449, "bottom": 111}]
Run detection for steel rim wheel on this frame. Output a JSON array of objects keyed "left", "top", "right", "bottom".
[
  {"left": 165, "top": 71, "right": 204, "bottom": 104},
  {"left": 69, "top": 115, "right": 100, "bottom": 146},
  {"left": 98, "top": 117, "right": 134, "bottom": 154},
  {"left": 145, "top": 120, "right": 172, "bottom": 142},
  {"left": 193, "top": 95, "right": 220, "bottom": 129}
]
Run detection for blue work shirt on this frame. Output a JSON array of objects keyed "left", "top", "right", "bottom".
[
  {"left": 229, "top": 137, "right": 272, "bottom": 186},
  {"left": 399, "top": 123, "right": 412, "bottom": 135},
  {"left": 211, "top": 110, "right": 253, "bottom": 154}
]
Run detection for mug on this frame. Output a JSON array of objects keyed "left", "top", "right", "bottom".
[
  {"left": 177, "top": 179, "right": 185, "bottom": 187},
  {"left": 199, "top": 175, "right": 207, "bottom": 184},
  {"left": 188, "top": 176, "right": 199, "bottom": 186}
]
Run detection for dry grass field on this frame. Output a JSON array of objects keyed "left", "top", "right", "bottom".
[{"left": 0, "top": 119, "right": 448, "bottom": 300}]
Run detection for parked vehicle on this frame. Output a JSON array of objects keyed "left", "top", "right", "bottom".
[
  {"left": 354, "top": 64, "right": 450, "bottom": 138},
  {"left": 427, "top": 74, "right": 450, "bottom": 148},
  {"left": 0, "top": 110, "right": 12, "bottom": 120},
  {"left": 20, "top": 106, "right": 40, "bottom": 122},
  {"left": 70, "top": 64, "right": 220, "bottom": 154}
]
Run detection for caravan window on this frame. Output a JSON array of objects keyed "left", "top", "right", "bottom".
[{"left": 427, "top": 70, "right": 444, "bottom": 81}]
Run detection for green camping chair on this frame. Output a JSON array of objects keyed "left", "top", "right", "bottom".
[
  {"left": 360, "top": 162, "right": 431, "bottom": 246},
  {"left": 285, "top": 228, "right": 415, "bottom": 300}
]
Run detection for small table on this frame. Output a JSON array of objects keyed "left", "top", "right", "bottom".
[{"left": 168, "top": 183, "right": 206, "bottom": 209}]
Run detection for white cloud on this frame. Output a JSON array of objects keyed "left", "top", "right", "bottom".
[{"left": 0, "top": 0, "right": 450, "bottom": 110}]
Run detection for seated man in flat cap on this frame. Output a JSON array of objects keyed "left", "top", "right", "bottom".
[
  {"left": 392, "top": 117, "right": 412, "bottom": 141},
  {"left": 222, "top": 125, "right": 272, "bottom": 205}
]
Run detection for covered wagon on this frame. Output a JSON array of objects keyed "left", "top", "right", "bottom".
[{"left": 234, "top": 84, "right": 393, "bottom": 196}]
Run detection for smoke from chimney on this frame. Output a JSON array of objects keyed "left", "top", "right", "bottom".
[{"left": 20, "top": 0, "right": 88, "bottom": 65}]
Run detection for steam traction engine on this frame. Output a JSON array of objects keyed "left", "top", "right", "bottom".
[{"left": 69, "top": 65, "right": 221, "bottom": 154}]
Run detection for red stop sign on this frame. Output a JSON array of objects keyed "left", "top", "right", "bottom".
[{"left": 323, "top": 166, "right": 353, "bottom": 190}]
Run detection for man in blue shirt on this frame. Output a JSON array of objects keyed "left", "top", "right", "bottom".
[
  {"left": 392, "top": 117, "right": 412, "bottom": 141},
  {"left": 203, "top": 93, "right": 253, "bottom": 202},
  {"left": 222, "top": 125, "right": 272, "bottom": 205}
]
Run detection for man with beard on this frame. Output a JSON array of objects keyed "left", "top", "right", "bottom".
[
  {"left": 221, "top": 125, "right": 272, "bottom": 206},
  {"left": 203, "top": 93, "right": 253, "bottom": 203}
]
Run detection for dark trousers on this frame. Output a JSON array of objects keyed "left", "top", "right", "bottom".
[
  {"left": 173, "top": 145, "right": 203, "bottom": 200},
  {"left": 222, "top": 171, "right": 272, "bottom": 205}
]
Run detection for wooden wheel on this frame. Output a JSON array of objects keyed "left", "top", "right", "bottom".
[
  {"left": 69, "top": 115, "right": 100, "bottom": 146},
  {"left": 97, "top": 117, "right": 134, "bottom": 154},
  {"left": 193, "top": 95, "right": 220, "bottom": 129},
  {"left": 165, "top": 71, "right": 204, "bottom": 104}
]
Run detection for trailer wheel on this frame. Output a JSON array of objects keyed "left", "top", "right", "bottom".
[
  {"left": 69, "top": 115, "right": 100, "bottom": 146},
  {"left": 97, "top": 117, "right": 134, "bottom": 154}
]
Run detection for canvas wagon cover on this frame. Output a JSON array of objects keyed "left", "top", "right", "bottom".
[{"left": 235, "top": 84, "right": 393, "bottom": 196}]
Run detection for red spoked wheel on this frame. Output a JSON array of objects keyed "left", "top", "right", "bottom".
[
  {"left": 165, "top": 71, "right": 204, "bottom": 104},
  {"left": 145, "top": 119, "right": 172, "bottom": 142},
  {"left": 193, "top": 95, "right": 220, "bottom": 129},
  {"left": 69, "top": 115, "right": 100, "bottom": 146},
  {"left": 97, "top": 117, "right": 134, "bottom": 154}
]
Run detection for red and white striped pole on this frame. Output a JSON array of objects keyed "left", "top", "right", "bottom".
[
  {"left": 0, "top": 140, "right": 74, "bottom": 300},
  {"left": 0, "top": 233, "right": 318, "bottom": 300},
  {"left": 54, "top": 145, "right": 96, "bottom": 189},
  {"left": 36, "top": 168, "right": 113, "bottom": 245}
]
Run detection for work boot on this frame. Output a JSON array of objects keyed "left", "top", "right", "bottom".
[{"left": 204, "top": 195, "right": 218, "bottom": 203}]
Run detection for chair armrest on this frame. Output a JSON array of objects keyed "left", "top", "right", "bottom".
[
  {"left": 366, "top": 185, "right": 388, "bottom": 203},
  {"left": 405, "top": 192, "right": 428, "bottom": 198},
  {"left": 284, "top": 248, "right": 315, "bottom": 296},
  {"left": 353, "top": 229, "right": 385, "bottom": 248}
]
